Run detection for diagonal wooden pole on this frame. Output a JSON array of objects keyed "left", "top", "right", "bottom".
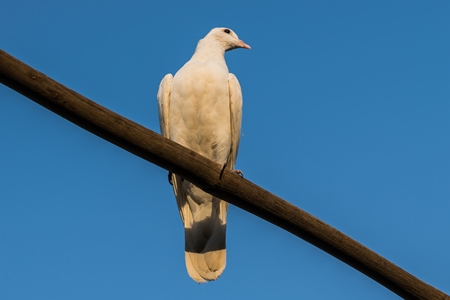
[{"left": 1, "top": 49, "right": 448, "bottom": 300}]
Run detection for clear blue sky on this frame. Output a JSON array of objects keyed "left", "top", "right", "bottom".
[{"left": 1, "top": 1, "right": 449, "bottom": 299}]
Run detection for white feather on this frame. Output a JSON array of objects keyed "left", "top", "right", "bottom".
[{"left": 157, "top": 27, "right": 248, "bottom": 282}]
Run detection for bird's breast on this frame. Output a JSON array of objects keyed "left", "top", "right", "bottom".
[{"left": 169, "top": 61, "right": 231, "bottom": 163}]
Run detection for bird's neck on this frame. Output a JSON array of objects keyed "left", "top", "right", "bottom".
[{"left": 191, "top": 39, "right": 225, "bottom": 61}]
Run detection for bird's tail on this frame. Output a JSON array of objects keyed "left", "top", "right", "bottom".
[
  {"left": 184, "top": 248, "right": 226, "bottom": 283},
  {"left": 173, "top": 176, "right": 228, "bottom": 283}
]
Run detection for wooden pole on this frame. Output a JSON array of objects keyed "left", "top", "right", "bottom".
[{"left": 1, "top": 49, "right": 448, "bottom": 300}]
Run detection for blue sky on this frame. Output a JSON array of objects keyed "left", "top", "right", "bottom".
[{"left": 1, "top": 1, "right": 450, "bottom": 299}]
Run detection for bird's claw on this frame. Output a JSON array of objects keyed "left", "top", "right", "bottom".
[
  {"left": 219, "top": 161, "right": 244, "bottom": 179},
  {"left": 234, "top": 170, "right": 244, "bottom": 178}
]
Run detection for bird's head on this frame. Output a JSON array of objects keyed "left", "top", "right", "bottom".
[{"left": 205, "top": 27, "right": 251, "bottom": 52}]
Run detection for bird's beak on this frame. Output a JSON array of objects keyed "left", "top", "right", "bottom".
[{"left": 239, "top": 40, "right": 251, "bottom": 49}]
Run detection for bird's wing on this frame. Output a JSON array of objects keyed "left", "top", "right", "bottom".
[
  {"left": 227, "top": 73, "right": 243, "bottom": 169},
  {"left": 157, "top": 74, "right": 173, "bottom": 138}
]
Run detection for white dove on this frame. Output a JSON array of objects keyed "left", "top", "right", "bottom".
[{"left": 157, "top": 27, "right": 250, "bottom": 283}]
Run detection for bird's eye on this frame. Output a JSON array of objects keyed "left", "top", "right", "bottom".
[{"left": 224, "top": 29, "right": 231, "bottom": 34}]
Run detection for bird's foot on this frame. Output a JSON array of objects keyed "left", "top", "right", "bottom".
[
  {"left": 234, "top": 170, "right": 244, "bottom": 178},
  {"left": 219, "top": 161, "right": 244, "bottom": 179}
]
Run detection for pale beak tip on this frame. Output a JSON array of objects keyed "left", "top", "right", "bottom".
[{"left": 240, "top": 40, "right": 251, "bottom": 50}]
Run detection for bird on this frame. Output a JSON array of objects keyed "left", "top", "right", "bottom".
[{"left": 157, "top": 27, "right": 250, "bottom": 283}]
